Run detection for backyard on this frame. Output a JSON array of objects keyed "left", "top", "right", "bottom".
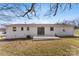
[{"left": 0, "top": 29, "right": 79, "bottom": 56}]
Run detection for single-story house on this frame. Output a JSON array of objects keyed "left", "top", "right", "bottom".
[{"left": 5, "top": 24, "right": 74, "bottom": 39}]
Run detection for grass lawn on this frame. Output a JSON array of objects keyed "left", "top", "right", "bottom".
[
  {"left": 0, "top": 29, "right": 79, "bottom": 56},
  {"left": 0, "top": 36, "right": 5, "bottom": 40},
  {"left": 75, "top": 29, "right": 79, "bottom": 36}
]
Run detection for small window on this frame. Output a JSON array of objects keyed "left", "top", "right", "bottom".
[
  {"left": 27, "top": 27, "right": 29, "bottom": 31},
  {"left": 63, "top": 29, "right": 65, "bottom": 32},
  {"left": 50, "top": 27, "right": 54, "bottom": 31},
  {"left": 13, "top": 27, "right": 16, "bottom": 31},
  {"left": 21, "top": 27, "right": 24, "bottom": 31}
]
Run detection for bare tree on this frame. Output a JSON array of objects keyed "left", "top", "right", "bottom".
[
  {"left": 0, "top": 3, "right": 77, "bottom": 19},
  {"left": 21, "top": 3, "right": 73, "bottom": 17},
  {"left": 22, "top": 3, "right": 35, "bottom": 17}
]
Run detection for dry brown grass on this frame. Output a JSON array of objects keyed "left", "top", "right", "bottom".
[{"left": 0, "top": 38, "right": 79, "bottom": 56}]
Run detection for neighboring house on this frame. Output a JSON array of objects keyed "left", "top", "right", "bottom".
[{"left": 5, "top": 24, "right": 74, "bottom": 39}]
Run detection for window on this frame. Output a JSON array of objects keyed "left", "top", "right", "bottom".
[
  {"left": 13, "top": 27, "right": 16, "bottom": 31},
  {"left": 27, "top": 27, "right": 29, "bottom": 31},
  {"left": 21, "top": 27, "right": 24, "bottom": 31},
  {"left": 63, "top": 29, "right": 65, "bottom": 32},
  {"left": 50, "top": 27, "right": 54, "bottom": 31}
]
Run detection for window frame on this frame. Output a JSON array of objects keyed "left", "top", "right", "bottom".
[
  {"left": 13, "top": 27, "right": 16, "bottom": 31},
  {"left": 50, "top": 27, "right": 54, "bottom": 31},
  {"left": 27, "top": 27, "right": 29, "bottom": 31},
  {"left": 21, "top": 27, "right": 24, "bottom": 31}
]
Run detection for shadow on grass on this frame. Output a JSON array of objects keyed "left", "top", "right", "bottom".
[
  {"left": 0, "top": 36, "right": 79, "bottom": 42},
  {"left": 0, "top": 38, "right": 32, "bottom": 42},
  {"left": 59, "top": 35, "right": 79, "bottom": 38}
]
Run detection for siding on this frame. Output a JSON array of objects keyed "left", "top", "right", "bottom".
[
  {"left": 54, "top": 26, "right": 74, "bottom": 36},
  {"left": 6, "top": 24, "right": 74, "bottom": 39}
]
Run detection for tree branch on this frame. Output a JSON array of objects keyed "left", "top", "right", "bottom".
[
  {"left": 53, "top": 3, "right": 59, "bottom": 16},
  {"left": 22, "top": 3, "right": 35, "bottom": 17}
]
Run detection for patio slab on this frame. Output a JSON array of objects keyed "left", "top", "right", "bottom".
[{"left": 33, "top": 36, "right": 60, "bottom": 40}]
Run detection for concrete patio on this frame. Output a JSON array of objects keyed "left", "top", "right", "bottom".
[{"left": 33, "top": 36, "right": 60, "bottom": 40}]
